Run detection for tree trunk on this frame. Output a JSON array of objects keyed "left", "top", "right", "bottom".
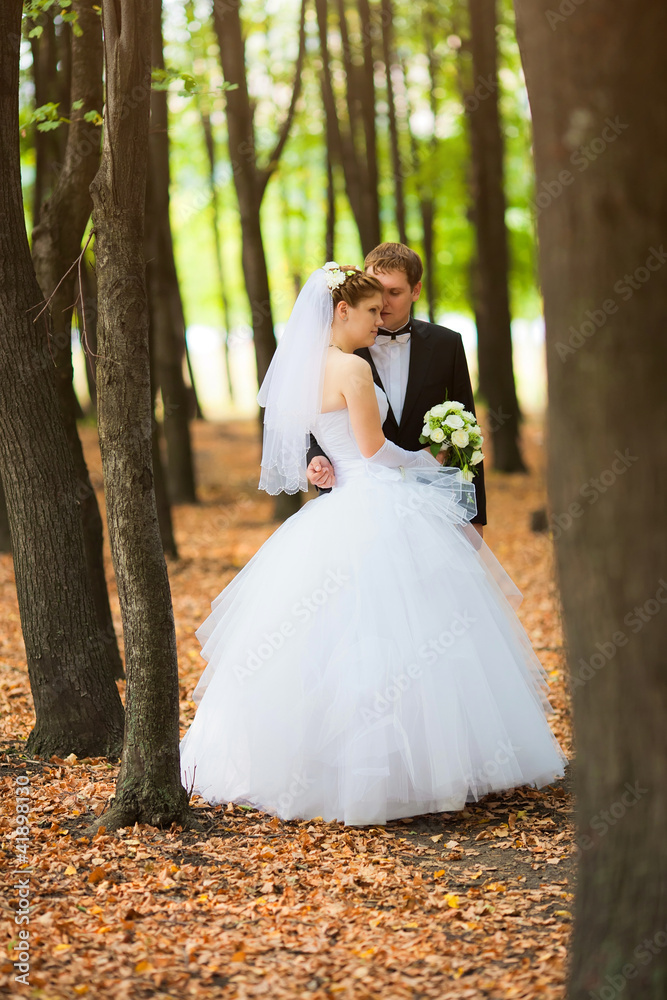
[
  {"left": 356, "top": 0, "right": 381, "bottom": 247},
  {"left": 212, "top": 0, "right": 306, "bottom": 521},
  {"left": 151, "top": 413, "right": 178, "bottom": 560},
  {"left": 324, "top": 107, "right": 336, "bottom": 262},
  {"left": 30, "top": 10, "right": 68, "bottom": 227},
  {"left": 199, "top": 102, "right": 234, "bottom": 402},
  {"left": 212, "top": 0, "right": 276, "bottom": 388},
  {"left": 77, "top": 253, "right": 98, "bottom": 411},
  {"left": 0, "top": 472, "right": 12, "bottom": 554},
  {"left": 316, "top": 0, "right": 381, "bottom": 254},
  {"left": 513, "top": 2, "right": 667, "bottom": 998},
  {"left": 402, "top": 46, "right": 436, "bottom": 321},
  {"left": 381, "top": 0, "right": 407, "bottom": 245},
  {"left": 0, "top": 0, "right": 124, "bottom": 759},
  {"left": 89, "top": 0, "right": 188, "bottom": 828},
  {"left": 31, "top": 0, "right": 124, "bottom": 682},
  {"left": 466, "top": 0, "right": 525, "bottom": 472},
  {"left": 146, "top": 0, "right": 197, "bottom": 505}
]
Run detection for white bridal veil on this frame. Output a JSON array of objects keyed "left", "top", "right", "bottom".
[{"left": 257, "top": 268, "right": 333, "bottom": 495}]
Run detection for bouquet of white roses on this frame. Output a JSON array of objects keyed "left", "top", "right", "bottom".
[{"left": 419, "top": 400, "right": 484, "bottom": 482}]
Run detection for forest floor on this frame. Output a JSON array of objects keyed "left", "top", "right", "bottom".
[{"left": 1, "top": 411, "right": 575, "bottom": 1000}]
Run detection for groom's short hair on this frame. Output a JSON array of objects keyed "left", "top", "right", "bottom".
[{"left": 364, "top": 243, "right": 423, "bottom": 288}]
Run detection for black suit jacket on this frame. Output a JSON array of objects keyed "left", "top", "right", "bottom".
[{"left": 307, "top": 319, "right": 487, "bottom": 525}]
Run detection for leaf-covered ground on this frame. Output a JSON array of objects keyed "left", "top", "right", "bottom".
[{"left": 1, "top": 413, "right": 574, "bottom": 999}]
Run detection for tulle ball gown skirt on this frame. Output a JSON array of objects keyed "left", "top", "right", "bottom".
[{"left": 179, "top": 467, "right": 567, "bottom": 826}]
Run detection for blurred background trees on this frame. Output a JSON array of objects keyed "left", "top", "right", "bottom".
[{"left": 16, "top": 0, "right": 539, "bottom": 482}]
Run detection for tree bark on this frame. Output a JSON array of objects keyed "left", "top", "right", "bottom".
[
  {"left": 0, "top": 0, "right": 124, "bottom": 759},
  {"left": 212, "top": 0, "right": 306, "bottom": 521},
  {"left": 316, "top": 0, "right": 381, "bottom": 254},
  {"left": 30, "top": 10, "right": 68, "bottom": 227},
  {"left": 381, "top": 0, "right": 407, "bottom": 245},
  {"left": 146, "top": 0, "right": 197, "bottom": 505},
  {"left": 513, "top": 2, "right": 667, "bottom": 998},
  {"left": 31, "top": 0, "right": 124, "bottom": 682},
  {"left": 466, "top": 0, "right": 525, "bottom": 472},
  {"left": 324, "top": 106, "right": 336, "bottom": 262},
  {"left": 89, "top": 0, "right": 188, "bottom": 828},
  {"left": 211, "top": 0, "right": 276, "bottom": 389},
  {"left": 0, "top": 472, "right": 12, "bottom": 554},
  {"left": 402, "top": 25, "right": 438, "bottom": 323},
  {"left": 77, "top": 252, "right": 99, "bottom": 411},
  {"left": 199, "top": 102, "right": 234, "bottom": 402}
]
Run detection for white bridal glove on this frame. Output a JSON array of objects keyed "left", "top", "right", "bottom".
[{"left": 365, "top": 437, "right": 441, "bottom": 471}]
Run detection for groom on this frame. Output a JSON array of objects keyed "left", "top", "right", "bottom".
[{"left": 306, "top": 243, "right": 487, "bottom": 534}]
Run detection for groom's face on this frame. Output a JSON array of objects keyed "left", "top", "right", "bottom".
[{"left": 366, "top": 267, "right": 422, "bottom": 331}]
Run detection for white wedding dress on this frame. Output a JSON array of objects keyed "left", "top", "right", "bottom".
[{"left": 180, "top": 386, "right": 567, "bottom": 826}]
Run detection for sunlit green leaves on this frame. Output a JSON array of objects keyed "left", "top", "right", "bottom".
[{"left": 23, "top": 0, "right": 83, "bottom": 37}]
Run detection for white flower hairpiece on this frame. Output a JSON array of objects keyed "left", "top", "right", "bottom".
[{"left": 322, "top": 261, "right": 356, "bottom": 291}]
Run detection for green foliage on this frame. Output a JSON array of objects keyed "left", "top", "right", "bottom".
[
  {"left": 23, "top": 0, "right": 83, "bottom": 37},
  {"left": 22, "top": 101, "right": 64, "bottom": 132},
  {"left": 18, "top": 0, "right": 542, "bottom": 332},
  {"left": 20, "top": 100, "right": 102, "bottom": 133}
]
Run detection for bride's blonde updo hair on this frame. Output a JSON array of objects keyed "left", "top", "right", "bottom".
[{"left": 329, "top": 265, "right": 384, "bottom": 308}]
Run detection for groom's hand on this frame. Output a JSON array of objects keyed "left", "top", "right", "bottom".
[{"left": 307, "top": 456, "right": 336, "bottom": 489}]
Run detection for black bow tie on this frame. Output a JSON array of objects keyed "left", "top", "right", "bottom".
[{"left": 376, "top": 320, "right": 412, "bottom": 340}]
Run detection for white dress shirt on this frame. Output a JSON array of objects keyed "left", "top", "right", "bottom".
[{"left": 369, "top": 324, "right": 412, "bottom": 425}]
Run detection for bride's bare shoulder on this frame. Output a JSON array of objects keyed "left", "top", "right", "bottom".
[
  {"left": 326, "top": 351, "right": 371, "bottom": 377},
  {"left": 332, "top": 354, "right": 374, "bottom": 399}
]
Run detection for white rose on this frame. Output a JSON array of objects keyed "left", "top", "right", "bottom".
[
  {"left": 323, "top": 261, "right": 339, "bottom": 270},
  {"left": 462, "top": 468, "right": 474, "bottom": 482},
  {"left": 431, "top": 427, "right": 445, "bottom": 443},
  {"left": 422, "top": 423, "right": 431, "bottom": 438},
  {"left": 461, "top": 410, "right": 476, "bottom": 422},
  {"left": 471, "top": 450, "right": 484, "bottom": 465},
  {"left": 444, "top": 413, "right": 464, "bottom": 429},
  {"left": 446, "top": 401, "right": 464, "bottom": 411},
  {"left": 430, "top": 404, "right": 448, "bottom": 418},
  {"left": 451, "top": 429, "right": 469, "bottom": 448}
]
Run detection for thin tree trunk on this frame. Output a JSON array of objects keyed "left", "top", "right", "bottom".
[
  {"left": 89, "top": 0, "right": 188, "bottom": 829},
  {"left": 402, "top": 54, "right": 436, "bottom": 321},
  {"left": 466, "top": 0, "right": 525, "bottom": 472},
  {"left": 356, "top": 0, "right": 381, "bottom": 246},
  {"left": 30, "top": 11, "right": 67, "bottom": 227},
  {"left": 148, "top": 258, "right": 179, "bottom": 561},
  {"left": 381, "top": 0, "right": 407, "bottom": 245},
  {"left": 77, "top": 253, "right": 98, "bottom": 411},
  {"left": 146, "top": 0, "right": 197, "bottom": 504},
  {"left": 316, "top": 0, "right": 381, "bottom": 254},
  {"left": 324, "top": 111, "right": 336, "bottom": 262},
  {"left": 0, "top": 472, "right": 12, "bottom": 554},
  {"left": 0, "top": 0, "right": 124, "bottom": 758},
  {"left": 513, "top": 3, "right": 667, "bottom": 998},
  {"left": 31, "top": 0, "right": 124, "bottom": 681},
  {"left": 212, "top": 0, "right": 277, "bottom": 389},
  {"left": 199, "top": 102, "right": 234, "bottom": 402},
  {"left": 151, "top": 410, "right": 178, "bottom": 560},
  {"left": 212, "top": 0, "right": 307, "bottom": 521}
]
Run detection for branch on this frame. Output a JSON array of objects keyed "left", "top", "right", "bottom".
[{"left": 256, "top": 0, "right": 307, "bottom": 201}]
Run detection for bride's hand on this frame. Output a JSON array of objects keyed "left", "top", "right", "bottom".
[
  {"left": 307, "top": 456, "right": 336, "bottom": 488},
  {"left": 422, "top": 445, "right": 446, "bottom": 465}
]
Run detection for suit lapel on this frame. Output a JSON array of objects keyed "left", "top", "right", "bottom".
[
  {"left": 355, "top": 346, "right": 399, "bottom": 436},
  {"left": 398, "top": 320, "right": 435, "bottom": 433}
]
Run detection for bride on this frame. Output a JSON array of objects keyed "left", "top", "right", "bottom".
[{"left": 179, "top": 264, "right": 567, "bottom": 826}]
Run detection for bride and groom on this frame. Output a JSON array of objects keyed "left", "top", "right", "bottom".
[{"left": 179, "top": 243, "right": 566, "bottom": 826}]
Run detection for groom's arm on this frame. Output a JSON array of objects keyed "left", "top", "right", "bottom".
[{"left": 451, "top": 335, "right": 487, "bottom": 526}]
